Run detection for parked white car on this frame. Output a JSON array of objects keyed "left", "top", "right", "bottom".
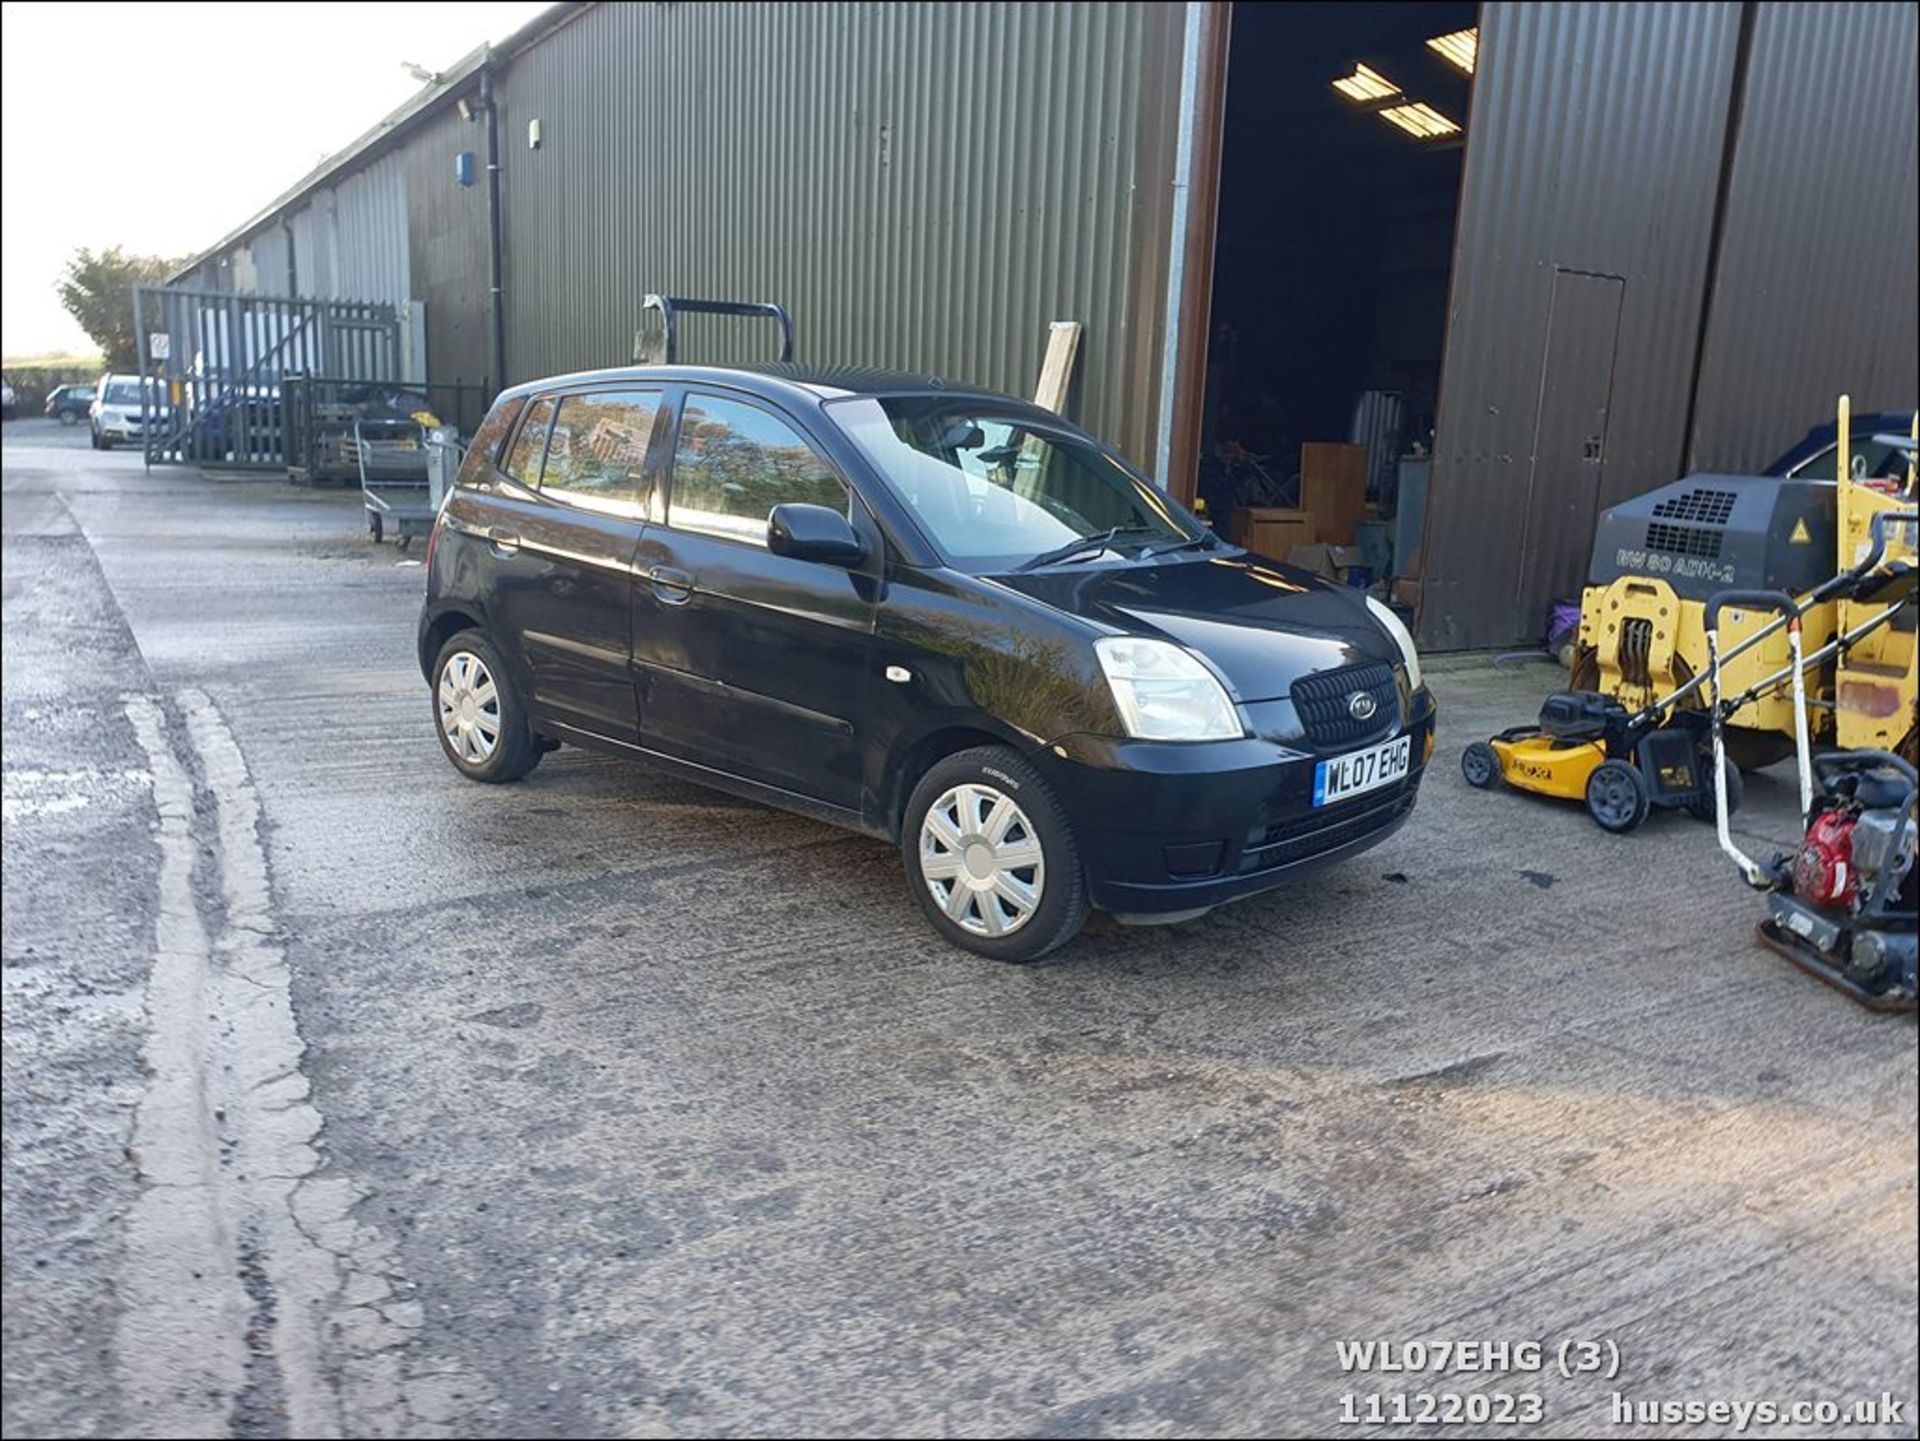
[{"left": 90, "top": 375, "right": 169, "bottom": 450}]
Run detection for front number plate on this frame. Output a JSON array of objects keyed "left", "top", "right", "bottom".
[{"left": 1313, "top": 734, "right": 1411, "bottom": 807}]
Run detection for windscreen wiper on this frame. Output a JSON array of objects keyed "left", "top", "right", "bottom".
[
  {"left": 1016, "top": 526, "right": 1161, "bottom": 572},
  {"left": 1016, "top": 527, "right": 1121, "bottom": 571},
  {"left": 1141, "top": 532, "right": 1220, "bottom": 560}
]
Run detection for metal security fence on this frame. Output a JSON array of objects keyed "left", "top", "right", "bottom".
[
  {"left": 131, "top": 285, "right": 405, "bottom": 469},
  {"left": 283, "top": 374, "right": 491, "bottom": 485}
]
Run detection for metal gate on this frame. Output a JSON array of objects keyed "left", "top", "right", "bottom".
[{"left": 131, "top": 285, "right": 404, "bottom": 469}]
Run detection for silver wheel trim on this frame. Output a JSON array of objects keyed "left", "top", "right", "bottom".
[
  {"left": 918, "top": 783, "right": 1046, "bottom": 938},
  {"left": 437, "top": 651, "right": 503, "bottom": 764}
]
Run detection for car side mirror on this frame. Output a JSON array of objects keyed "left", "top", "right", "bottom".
[{"left": 767, "top": 503, "right": 864, "bottom": 566}]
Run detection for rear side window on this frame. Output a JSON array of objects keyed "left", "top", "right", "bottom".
[
  {"left": 456, "top": 396, "right": 523, "bottom": 488},
  {"left": 539, "top": 391, "right": 662, "bottom": 513},
  {"left": 668, "top": 393, "right": 848, "bottom": 546},
  {"left": 501, "top": 396, "right": 556, "bottom": 486}
]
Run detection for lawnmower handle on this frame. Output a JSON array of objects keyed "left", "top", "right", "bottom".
[{"left": 1704, "top": 588, "right": 1796, "bottom": 632}]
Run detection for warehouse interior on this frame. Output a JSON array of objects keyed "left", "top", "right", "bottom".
[{"left": 1198, "top": 0, "right": 1477, "bottom": 583}]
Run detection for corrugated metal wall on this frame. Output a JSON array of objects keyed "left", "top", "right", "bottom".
[
  {"left": 1419, "top": 1, "right": 1745, "bottom": 649},
  {"left": 328, "top": 149, "right": 412, "bottom": 307},
  {"left": 494, "top": 0, "right": 1184, "bottom": 469},
  {"left": 404, "top": 104, "right": 494, "bottom": 390},
  {"left": 239, "top": 227, "right": 292, "bottom": 295},
  {"left": 1687, "top": 1, "right": 1920, "bottom": 473},
  {"left": 289, "top": 206, "right": 329, "bottom": 299}
]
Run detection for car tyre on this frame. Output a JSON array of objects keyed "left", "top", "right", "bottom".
[
  {"left": 59, "top": 411, "right": 78, "bottom": 427},
  {"left": 431, "top": 629, "right": 541, "bottom": 783},
  {"left": 902, "top": 745, "right": 1088, "bottom": 962}
]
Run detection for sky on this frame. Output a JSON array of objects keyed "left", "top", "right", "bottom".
[{"left": 0, "top": 0, "right": 550, "bottom": 358}]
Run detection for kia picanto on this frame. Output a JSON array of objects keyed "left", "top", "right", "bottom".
[{"left": 419, "top": 364, "right": 1435, "bottom": 960}]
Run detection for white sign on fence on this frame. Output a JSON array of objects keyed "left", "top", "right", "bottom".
[{"left": 148, "top": 332, "right": 170, "bottom": 361}]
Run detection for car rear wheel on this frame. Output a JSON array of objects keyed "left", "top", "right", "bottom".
[
  {"left": 901, "top": 746, "right": 1088, "bottom": 962},
  {"left": 431, "top": 629, "right": 541, "bottom": 783}
]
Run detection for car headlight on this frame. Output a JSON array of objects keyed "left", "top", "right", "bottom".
[
  {"left": 1365, "top": 595, "right": 1422, "bottom": 690},
  {"left": 1094, "top": 636, "right": 1243, "bottom": 741}
]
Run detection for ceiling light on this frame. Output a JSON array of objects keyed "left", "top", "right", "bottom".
[
  {"left": 1332, "top": 63, "right": 1401, "bottom": 103},
  {"left": 1426, "top": 28, "right": 1478, "bottom": 74},
  {"left": 1378, "top": 102, "right": 1461, "bottom": 139}
]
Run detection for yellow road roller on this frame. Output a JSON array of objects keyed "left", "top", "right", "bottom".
[{"left": 1463, "top": 398, "right": 1917, "bottom": 831}]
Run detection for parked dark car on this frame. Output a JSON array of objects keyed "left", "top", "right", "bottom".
[
  {"left": 419, "top": 365, "right": 1435, "bottom": 959},
  {"left": 1765, "top": 410, "right": 1915, "bottom": 481},
  {"left": 44, "top": 383, "right": 95, "bottom": 425}
]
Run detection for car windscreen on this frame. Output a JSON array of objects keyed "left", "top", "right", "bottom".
[
  {"left": 1783, "top": 435, "right": 1910, "bottom": 482},
  {"left": 830, "top": 396, "right": 1198, "bottom": 570},
  {"left": 103, "top": 380, "right": 151, "bottom": 406}
]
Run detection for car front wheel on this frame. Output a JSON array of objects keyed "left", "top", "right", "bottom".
[
  {"left": 431, "top": 629, "right": 541, "bottom": 783},
  {"left": 901, "top": 746, "right": 1088, "bottom": 962}
]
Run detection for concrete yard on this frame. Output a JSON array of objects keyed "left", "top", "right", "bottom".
[{"left": 3, "top": 418, "right": 1915, "bottom": 1438}]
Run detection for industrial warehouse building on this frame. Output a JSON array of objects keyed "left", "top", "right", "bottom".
[{"left": 168, "top": 0, "right": 1918, "bottom": 648}]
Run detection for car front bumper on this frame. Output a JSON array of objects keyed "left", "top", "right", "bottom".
[{"left": 1033, "top": 686, "right": 1437, "bottom": 916}]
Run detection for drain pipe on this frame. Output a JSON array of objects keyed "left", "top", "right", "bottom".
[{"left": 481, "top": 64, "right": 507, "bottom": 395}]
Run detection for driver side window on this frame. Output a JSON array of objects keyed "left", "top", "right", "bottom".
[{"left": 668, "top": 393, "right": 848, "bottom": 546}]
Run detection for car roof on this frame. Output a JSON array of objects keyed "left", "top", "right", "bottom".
[
  {"left": 1766, "top": 410, "right": 1915, "bottom": 474},
  {"left": 498, "top": 361, "right": 1027, "bottom": 409}
]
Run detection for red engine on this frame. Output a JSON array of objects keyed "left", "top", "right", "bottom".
[{"left": 1792, "top": 809, "right": 1859, "bottom": 908}]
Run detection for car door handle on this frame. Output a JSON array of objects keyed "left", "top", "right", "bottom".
[
  {"left": 487, "top": 527, "right": 521, "bottom": 556},
  {"left": 649, "top": 565, "right": 695, "bottom": 604}
]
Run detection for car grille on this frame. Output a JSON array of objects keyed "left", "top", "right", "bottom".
[
  {"left": 1241, "top": 779, "right": 1419, "bottom": 874},
  {"left": 1289, "top": 661, "right": 1401, "bottom": 751}
]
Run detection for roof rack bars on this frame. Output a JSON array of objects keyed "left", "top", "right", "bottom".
[{"left": 633, "top": 295, "right": 796, "bottom": 365}]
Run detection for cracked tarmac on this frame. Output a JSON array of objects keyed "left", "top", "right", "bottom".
[{"left": 2, "top": 419, "right": 1915, "bottom": 1437}]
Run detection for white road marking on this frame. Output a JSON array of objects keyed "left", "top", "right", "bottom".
[
  {"left": 118, "top": 696, "right": 252, "bottom": 1438},
  {"left": 118, "top": 691, "right": 438, "bottom": 1438}
]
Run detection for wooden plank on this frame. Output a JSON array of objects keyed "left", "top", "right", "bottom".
[{"left": 1032, "top": 320, "right": 1082, "bottom": 413}]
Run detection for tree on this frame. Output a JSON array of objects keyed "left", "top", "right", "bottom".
[{"left": 57, "top": 247, "right": 185, "bottom": 371}]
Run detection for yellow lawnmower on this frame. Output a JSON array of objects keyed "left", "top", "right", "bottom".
[{"left": 1463, "top": 397, "right": 1918, "bottom": 832}]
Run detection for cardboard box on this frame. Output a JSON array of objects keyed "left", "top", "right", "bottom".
[
  {"left": 1286, "top": 542, "right": 1369, "bottom": 584},
  {"left": 1300, "top": 442, "right": 1368, "bottom": 545},
  {"left": 1232, "top": 506, "right": 1317, "bottom": 561},
  {"left": 1390, "top": 577, "right": 1422, "bottom": 609}
]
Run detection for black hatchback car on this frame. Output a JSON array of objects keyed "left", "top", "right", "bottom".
[
  {"left": 420, "top": 365, "right": 1435, "bottom": 960},
  {"left": 44, "top": 383, "right": 95, "bottom": 425}
]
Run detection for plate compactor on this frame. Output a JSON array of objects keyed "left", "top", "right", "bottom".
[
  {"left": 1465, "top": 398, "right": 1918, "bottom": 834},
  {"left": 1701, "top": 509, "right": 1920, "bottom": 1012}
]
